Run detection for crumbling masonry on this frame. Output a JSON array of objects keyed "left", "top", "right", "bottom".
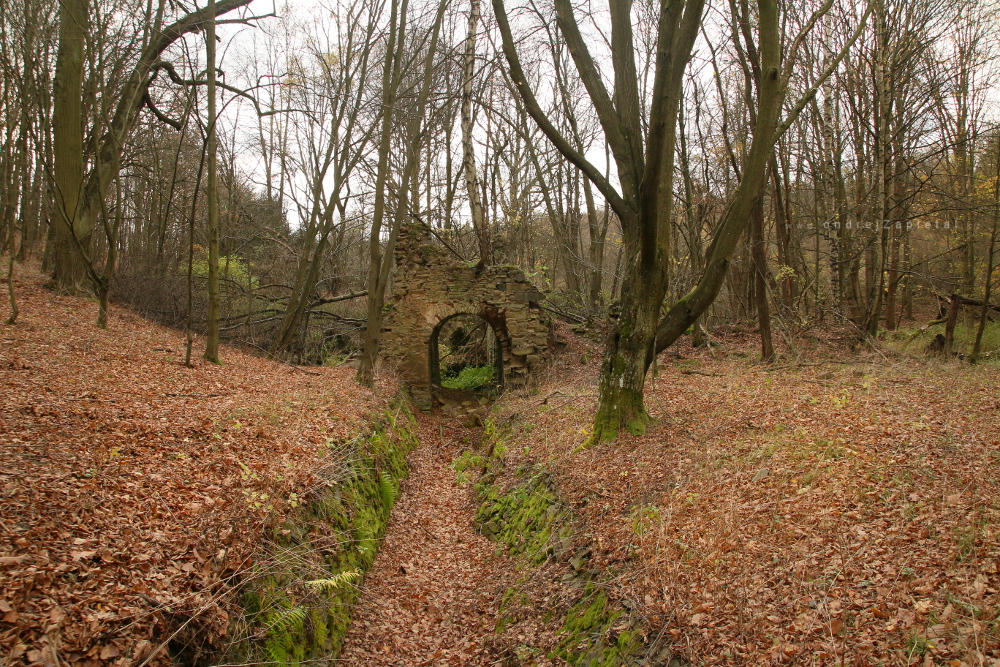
[{"left": 380, "top": 223, "right": 552, "bottom": 411}]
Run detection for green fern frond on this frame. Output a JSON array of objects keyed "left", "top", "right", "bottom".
[
  {"left": 264, "top": 641, "right": 288, "bottom": 665},
  {"left": 265, "top": 604, "right": 306, "bottom": 635},
  {"left": 305, "top": 569, "right": 361, "bottom": 593},
  {"left": 378, "top": 470, "right": 398, "bottom": 508}
]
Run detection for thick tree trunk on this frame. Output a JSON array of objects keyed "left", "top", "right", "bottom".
[
  {"left": 51, "top": 0, "right": 90, "bottom": 293},
  {"left": 590, "top": 243, "right": 667, "bottom": 442}
]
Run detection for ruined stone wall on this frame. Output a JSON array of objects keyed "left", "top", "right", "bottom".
[{"left": 381, "top": 223, "right": 552, "bottom": 410}]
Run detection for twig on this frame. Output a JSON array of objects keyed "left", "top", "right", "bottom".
[{"left": 679, "top": 369, "right": 723, "bottom": 377}]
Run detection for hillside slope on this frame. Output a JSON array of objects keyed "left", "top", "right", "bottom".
[
  {"left": 0, "top": 267, "right": 391, "bottom": 665},
  {"left": 483, "top": 330, "right": 1000, "bottom": 665}
]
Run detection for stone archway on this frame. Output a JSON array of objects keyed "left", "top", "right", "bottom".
[
  {"left": 428, "top": 312, "right": 504, "bottom": 391},
  {"left": 380, "top": 223, "right": 552, "bottom": 411}
]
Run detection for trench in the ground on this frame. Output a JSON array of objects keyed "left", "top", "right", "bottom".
[{"left": 335, "top": 410, "right": 505, "bottom": 666}]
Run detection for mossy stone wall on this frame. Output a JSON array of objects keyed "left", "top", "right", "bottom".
[{"left": 234, "top": 401, "right": 418, "bottom": 664}]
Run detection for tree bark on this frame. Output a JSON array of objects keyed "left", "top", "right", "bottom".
[
  {"left": 51, "top": 0, "right": 90, "bottom": 292},
  {"left": 357, "top": 0, "right": 405, "bottom": 387},
  {"left": 461, "top": 0, "right": 489, "bottom": 266},
  {"left": 358, "top": 0, "right": 446, "bottom": 386},
  {"left": 204, "top": 0, "right": 221, "bottom": 363},
  {"left": 971, "top": 133, "right": 1000, "bottom": 364},
  {"left": 750, "top": 188, "right": 775, "bottom": 360}
]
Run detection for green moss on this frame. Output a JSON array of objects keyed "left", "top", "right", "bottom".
[
  {"left": 552, "top": 587, "right": 642, "bottom": 666},
  {"left": 474, "top": 465, "right": 569, "bottom": 564},
  {"left": 475, "top": 416, "right": 649, "bottom": 667},
  {"left": 233, "top": 399, "right": 419, "bottom": 665}
]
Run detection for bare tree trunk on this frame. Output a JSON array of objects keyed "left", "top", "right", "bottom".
[
  {"left": 358, "top": 0, "right": 446, "bottom": 386},
  {"left": 51, "top": 0, "right": 90, "bottom": 293},
  {"left": 5, "top": 247, "right": 17, "bottom": 325},
  {"left": 357, "top": 0, "right": 405, "bottom": 387},
  {"left": 204, "top": 0, "right": 221, "bottom": 363},
  {"left": 461, "top": 0, "right": 489, "bottom": 265},
  {"left": 96, "top": 178, "right": 122, "bottom": 329},
  {"left": 944, "top": 295, "right": 960, "bottom": 357},
  {"left": 972, "top": 133, "right": 1000, "bottom": 364},
  {"left": 751, "top": 189, "right": 774, "bottom": 360},
  {"left": 186, "top": 105, "right": 206, "bottom": 369}
]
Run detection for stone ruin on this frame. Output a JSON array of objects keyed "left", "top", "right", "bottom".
[{"left": 380, "top": 222, "right": 552, "bottom": 411}]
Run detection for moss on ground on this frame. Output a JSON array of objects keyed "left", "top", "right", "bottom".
[
  {"left": 473, "top": 417, "right": 653, "bottom": 666},
  {"left": 234, "top": 400, "right": 418, "bottom": 664},
  {"left": 553, "top": 586, "right": 643, "bottom": 666},
  {"left": 474, "top": 464, "right": 573, "bottom": 564}
]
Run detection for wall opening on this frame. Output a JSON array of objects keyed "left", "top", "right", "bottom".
[{"left": 429, "top": 313, "right": 503, "bottom": 394}]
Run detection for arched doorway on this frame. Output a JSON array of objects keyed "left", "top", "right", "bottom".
[
  {"left": 428, "top": 313, "right": 503, "bottom": 394},
  {"left": 381, "top": 222, "right": 551, "bottom": 411}
]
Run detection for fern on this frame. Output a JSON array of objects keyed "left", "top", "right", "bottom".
[
  {"left": 378, "top": 470, "right": 398, "bottom": 509},
  {"left": 265, "top": 604, "right": 306, "bottom": 635},
  {"left": 305, "top": 569, "right": 361, "bottom": 593}
]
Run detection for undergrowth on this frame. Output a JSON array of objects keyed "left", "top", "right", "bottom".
[
  {"left": 228, "top": 399, "right": 418, "bottom": 664},
  {"left": 887, "top": 319, "right": 1000, "bottom": 361},
  {"left": 441, "top": 364, "right": 496, "bottom": 390}
]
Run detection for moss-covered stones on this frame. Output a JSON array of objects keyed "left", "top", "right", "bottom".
[{"left": 235, "top": 401, "right": 418, "bottom": 665}]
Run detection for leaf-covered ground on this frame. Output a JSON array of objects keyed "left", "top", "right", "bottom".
[
  {"left": 0, "top": 267, "right": 388, "bottom": 666},
  {"left": 337, "top": 416, "right": 505, "bottom": 666},
  {"left": 489, "top": 328, "right": 1000, "bottom": 665},
  {"left": 5, "top": 261, "right": 1000, "bottom": 667}
]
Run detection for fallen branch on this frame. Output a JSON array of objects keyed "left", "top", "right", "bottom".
[
  {"left": 539, "top": 304, "right": 586, "bottom": 324},
  {"left": 679, "top": 369, "right": 723, "bottom": 377},
  {"left": 308, "top": 290, "right": 368, "bottom": 308}
]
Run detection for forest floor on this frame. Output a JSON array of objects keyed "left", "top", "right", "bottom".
[
  {"left": 4, "top": 260, "right": 1000, "bottom": 667},
  {"left": 337, "top": 416, "right": 504, "bottom": 666},
  {"left": 0, "top": 265, "right": 392, "bottom": 666},
  {"left": 482, "top": 324, "right": 1000, "bottom": 666}
]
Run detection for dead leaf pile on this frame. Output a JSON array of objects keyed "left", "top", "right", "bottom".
[
  {"left": 489, "top": 331, "right": 1000, "bottom": 665},
  {"left": 0, "top": 270, "right": 389, "bottom": 665}
]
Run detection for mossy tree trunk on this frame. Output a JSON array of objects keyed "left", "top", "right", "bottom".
[
  {"left": 498, "top": 0, "right": 869, "bottom": 440},
  {"left": 495, "top": 0, "right": 703, "bottom": 443}
]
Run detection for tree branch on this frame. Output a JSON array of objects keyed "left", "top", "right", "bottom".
[
  {"left": 492, "top": 0, "right": 629, "bottom": 220},
  {"left": 141, "top": 91, "right": 184, "bottom": 129}
]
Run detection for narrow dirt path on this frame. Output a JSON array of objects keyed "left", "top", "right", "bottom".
[{"left": 338, "top": 414, "right": 503, "bottom": 666}]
